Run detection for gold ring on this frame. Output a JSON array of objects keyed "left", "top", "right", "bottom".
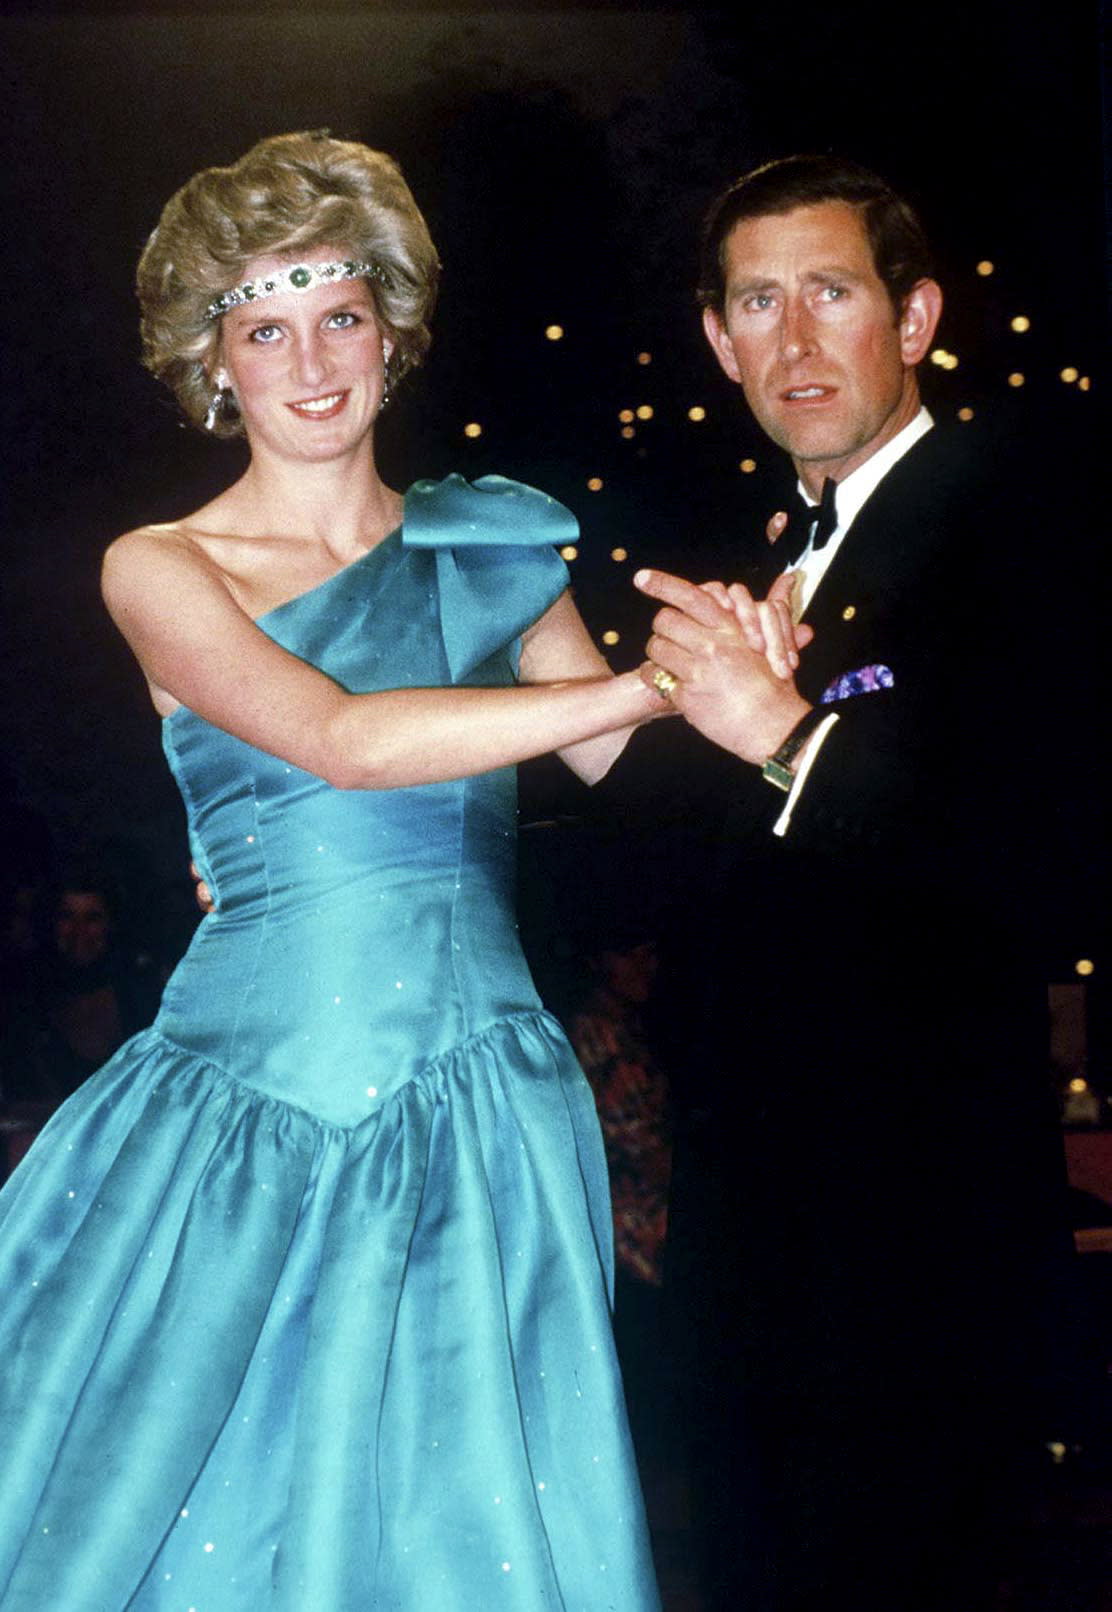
[{"left": 652, "top": 667, "right": 678, "bottom": 699}]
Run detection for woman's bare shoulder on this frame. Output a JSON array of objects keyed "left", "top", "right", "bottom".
[
  {"left": 103, "top": 516, "right": 231, "bottom": 605},
  {"left": 101, "top": 522, "right": 248, "bottom": 717}
]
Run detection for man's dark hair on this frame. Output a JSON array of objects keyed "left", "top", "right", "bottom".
[{"left": 698, "top": 154, "right": 934, "bottom": 319}]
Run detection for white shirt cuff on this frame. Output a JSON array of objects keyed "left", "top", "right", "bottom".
[{"left": 772, "top": 712, "right": 840, "bottom": 838}]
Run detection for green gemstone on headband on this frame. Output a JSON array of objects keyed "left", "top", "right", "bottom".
[{"left": 204, "top": 258, "right": 386, "bottom": 321}]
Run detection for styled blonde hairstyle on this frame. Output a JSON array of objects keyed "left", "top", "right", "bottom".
[{"left": 137, "top": 130, "right": 440, "bottom": 436}]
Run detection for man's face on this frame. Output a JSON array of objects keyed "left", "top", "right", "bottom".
[{"left": 703, "top": 201, "right": 940, "bottom": 488}]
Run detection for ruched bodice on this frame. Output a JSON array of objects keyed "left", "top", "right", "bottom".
[{"left": 0, "top": 476, "right": 661, "bottom": 1612}]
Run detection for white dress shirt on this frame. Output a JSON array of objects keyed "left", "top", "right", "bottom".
[{"left": 772, "top": 408, "right": 934, "bottom": 837}]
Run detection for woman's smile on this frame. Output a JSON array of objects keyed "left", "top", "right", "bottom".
[{"left": 286, "top": 389, "right": 350, "bottom": 420}]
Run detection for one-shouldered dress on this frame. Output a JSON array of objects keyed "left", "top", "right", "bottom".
[{"left": 0, "top": 475, "right": 661, "bottom": 1611}]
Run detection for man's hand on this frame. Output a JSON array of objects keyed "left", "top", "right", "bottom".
[
  {"left": 190, "top": 861, "right": 215, "bottom": 915},
  {"left": 635, "top": 568, "right": 812, "bottom": 765},
  {"left": 697, "top": 573, "right": 812, "bottom": 675}
]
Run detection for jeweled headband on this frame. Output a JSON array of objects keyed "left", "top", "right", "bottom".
[{"left": 204, "top": 259, "right": 390, "bottom": 322}]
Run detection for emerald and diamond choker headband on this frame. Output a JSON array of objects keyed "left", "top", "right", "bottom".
[{"left": 204, "top": 259, "right": 389, "bottom": 321}]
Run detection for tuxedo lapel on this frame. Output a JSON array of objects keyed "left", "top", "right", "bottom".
[
  {"left": 736, "top": 427, "right": 975, "bottom": 702},
  {"left": 789, "top": 428, "right": 965, "bottom": 702}
]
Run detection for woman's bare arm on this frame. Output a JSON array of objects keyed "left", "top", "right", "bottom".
[
  {"left": 102, "top": 529, "right": 660, "bottom": 790},
  {"left": 518, "top": 591, "right": 657, "bottom": 784}
]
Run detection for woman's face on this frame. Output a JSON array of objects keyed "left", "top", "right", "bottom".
[{"left": 215, "top": 248, "right": 394, "bottom": 463}]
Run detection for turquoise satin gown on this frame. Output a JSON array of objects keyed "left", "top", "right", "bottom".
[{"left": 0, "top": 476, "right": 661, "bottom": 1611}]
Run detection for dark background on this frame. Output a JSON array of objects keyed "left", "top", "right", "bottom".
[{"left": 1, "top": 0, "right": 1107, "bottom": 985}]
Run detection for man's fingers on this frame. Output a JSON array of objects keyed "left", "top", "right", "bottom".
[
  {"left": 634, "top": 568, "right": 732, "bottom": 627},
  {"left": 649, "top": 604, "right": 722, "bottom": 652},
  {"left": 757, "top": 598, "right": 797, "bottom": 678},
  {"left": 768, "top": 568, "right": 804, "bottom": 625},
  {"left": 645, "top": 635, "right": 692, "bottom": 683},
  {"left": 189, "top": 859, "right": 215, "bottom": 914},
  {"left": 725, "top": 584, "right": 766, "bottom": 653},
  {"left": 766, "top": 509, "right": 790, "bottom": 544},
  {"left": 699, "top": 580, "right": 732, "bottom": 608},
  {"left": 767, "top": 570, "right": 797, "bottom": 608}
]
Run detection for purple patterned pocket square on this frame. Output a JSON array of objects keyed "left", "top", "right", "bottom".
[{"left": 820, "top": 663, "right": 894, "bottom": 704}]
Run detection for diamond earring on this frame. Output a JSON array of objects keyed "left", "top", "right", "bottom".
[
  {"left": 203, "top": 389, "right": 227, "bottom": 432},
  {"left": 379, "top": 343, "right": 393, "bottom": 412},
  {"left": 203, "top": 372, "right": 232, "bottom": 432}
]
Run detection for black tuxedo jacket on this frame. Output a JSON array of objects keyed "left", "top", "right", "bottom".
[
  {"left": 600, "top": 413, "right": 1070, "bottom": 1291},
  {"left": 606, "top": 418, "right": 1058, "bottom": 1008},
  {"left": 587, "top": 413, "right": 1090, "bottom": 1608},
  {"left": 724, "top": 420, "right": 1046, "bottom": 877}
]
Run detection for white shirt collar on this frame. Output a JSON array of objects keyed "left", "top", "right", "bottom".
[
  {"left": 799, "top": 405, "right": 933, "bottom": 528},
  {"left": 788, "top": 407, "right": 933, "bottom": 613}
]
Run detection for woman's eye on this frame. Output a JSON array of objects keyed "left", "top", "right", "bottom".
[
  {"left": 249, "top": 324, "right": 282, "bottom": 343},
  {"left": 327, "top": 310, "right": 359, "bottom": 329}
]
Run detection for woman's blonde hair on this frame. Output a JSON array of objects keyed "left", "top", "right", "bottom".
[{"left": 137, "top": 130, "right": 440, "bottom": 436}]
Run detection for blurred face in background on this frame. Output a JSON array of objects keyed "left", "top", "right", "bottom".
[
  {"left": 600, "top": 941, "right": 659, "bottom": 1005},
  {"left": 55, "top": 891, "right": 112, "bottom": 968}
]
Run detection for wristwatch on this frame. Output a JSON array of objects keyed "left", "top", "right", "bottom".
[{"left": 761, "top": 706, "right": 828, "bottom": 792}]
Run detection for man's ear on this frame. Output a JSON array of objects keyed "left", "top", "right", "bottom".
[
  {"left": 702, "top": 305, "right": 743, "bottom": 386},
  {"left": 899, "top": 278, "right": 943, "bottom": 367}
]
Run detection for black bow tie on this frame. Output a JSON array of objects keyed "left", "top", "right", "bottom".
[{"left": 783, "top": 477, "right": 838, "bottom": 566}]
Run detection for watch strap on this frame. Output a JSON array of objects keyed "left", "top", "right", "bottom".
[{"left": 761, "top": 706, "right": 827, "bottom": 792}]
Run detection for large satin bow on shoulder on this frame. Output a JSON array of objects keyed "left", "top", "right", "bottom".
[{"left": 403, "top": 474, "right": 576, "bottom": 681}]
